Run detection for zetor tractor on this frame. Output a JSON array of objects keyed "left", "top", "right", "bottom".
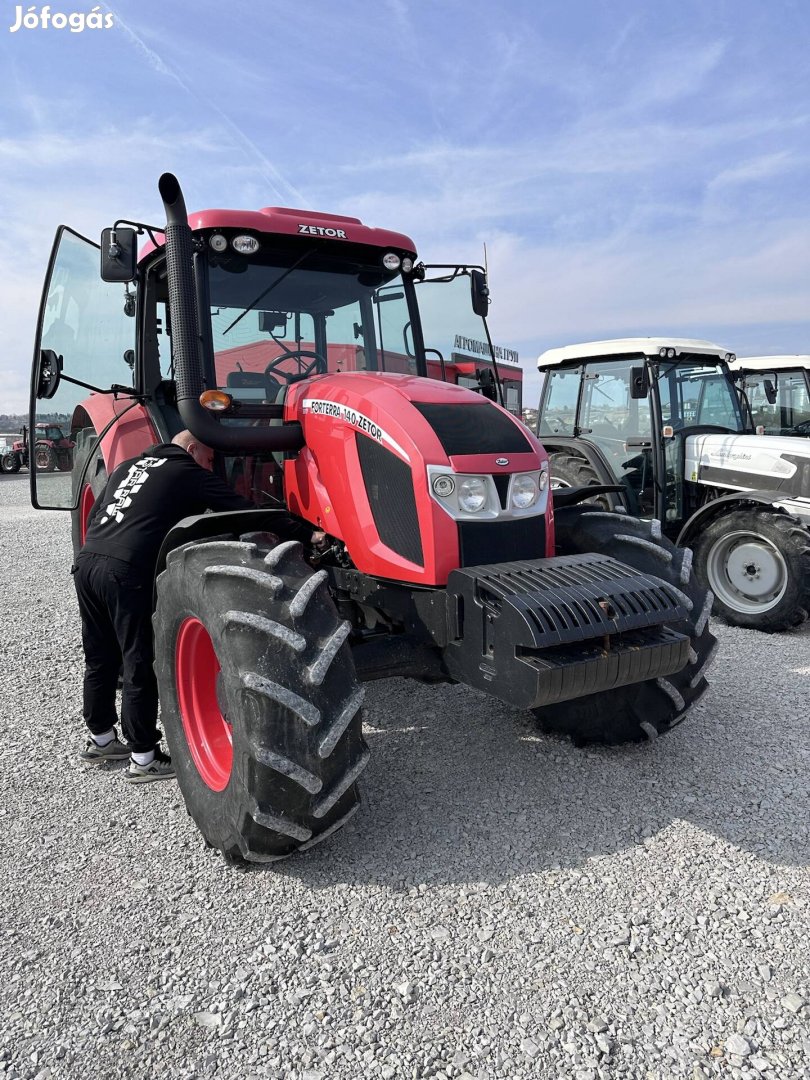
[
  {"left": 5, "top": 422, "right": 73, "bottom": 473},
  {"left": 30, "top": 177, "right": 717, "bottom": 863},
  {"left": 728, "top": 355, "right": 810, "bottom": 438},
  {"left": 537, "top": 338, "right": 810, "bottom": 632}
]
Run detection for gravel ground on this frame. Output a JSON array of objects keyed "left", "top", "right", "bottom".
[{"left": 0, "top": 471, "right": 808, "bottom": 1080}]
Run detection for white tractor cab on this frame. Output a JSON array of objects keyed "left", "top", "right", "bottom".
[
  {"left": 537, "top": 338, "right": 810, "bottom": 631},
  {"left": 728, "top": 355, "right": 810, "bottom": 438}
]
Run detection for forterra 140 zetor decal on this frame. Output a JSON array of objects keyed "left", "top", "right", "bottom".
[{"left": 301, "top": 398, "right": 409, "bottom": 461}]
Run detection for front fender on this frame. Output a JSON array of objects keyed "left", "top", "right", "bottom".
[
  {"left": 155, "top": 509, "right": 292, "bottom": 583},
  {"left": 677, "top": 490, "right": 791, "bottom": 547}
]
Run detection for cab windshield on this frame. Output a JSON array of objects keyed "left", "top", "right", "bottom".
[
  {"left": 205, "top": 249, "right": 416, "bottom": 404},
  {"left": 656, "top": 361, "right": 747, "bottom": 432}
]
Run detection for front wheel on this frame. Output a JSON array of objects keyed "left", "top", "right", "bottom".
[
  {"left": 154, "top": 534, "right": 369, "bottom": 863},
  {"left": 1, "top": 452, "right": 20, "bottom": 474},
  {"left": 692, "top": 509, "right": 810, "bottom": 631},
  {"left": 534, "top": 506, "right": 718, "bottom": 745}
]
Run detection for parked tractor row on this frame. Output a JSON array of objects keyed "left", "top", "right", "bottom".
[{"left": 536, "top": 342, "right": 810, "bottom": 632}]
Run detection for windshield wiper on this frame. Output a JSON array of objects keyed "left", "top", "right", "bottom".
[{"left": 221, "top": 247, "right": 316, "bottom": 336}]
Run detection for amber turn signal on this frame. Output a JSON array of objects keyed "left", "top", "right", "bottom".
[{"left": 200, "top": 389, "right": 233, "bottom": 412}]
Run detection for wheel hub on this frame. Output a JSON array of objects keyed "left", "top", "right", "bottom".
[
  {"left": 175, "top": 617, "right": 233, "bottom": 791},
  {"left": 707, "top": 533, "right": 788, "bottom": 612},
  {"left": 726, "top": 542, "right": 781, "bottom": 598}
]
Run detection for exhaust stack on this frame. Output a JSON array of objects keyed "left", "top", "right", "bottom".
[{"left": 158, "top": 172, "right": 304, "bottom": 453}]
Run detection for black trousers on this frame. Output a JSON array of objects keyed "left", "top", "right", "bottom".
[{"left": 72, "top": 552, "right": 160, "bottom": 754}]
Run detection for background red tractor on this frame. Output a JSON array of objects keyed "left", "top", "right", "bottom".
[
  {"left": 28, "top": 175, "right": 717, "bottom": 863},
  {"left": 4, "top": 423, "right": 74, "bottom": 473}
]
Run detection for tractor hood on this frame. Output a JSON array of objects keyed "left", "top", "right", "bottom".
[
  {"left": 282, "top": 371, "right": 551, "bottom": 586},
  {"left": 685, "top": 433, "right": 810, "bottom": 499}
]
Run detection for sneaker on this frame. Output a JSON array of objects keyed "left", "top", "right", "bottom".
[
  {"left": 80, "top": 730, "right": 131, "bottom": 763},
  {"left": 123, "top": 750, "right": 176, "bottom": 784}
]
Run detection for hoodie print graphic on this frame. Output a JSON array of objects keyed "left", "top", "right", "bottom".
[{"left": 98, "top": 456, "right": 168, "bottom": 525}]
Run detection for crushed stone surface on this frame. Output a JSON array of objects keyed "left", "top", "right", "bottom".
[{"left": 0, "top": 473, "right": 807, "bottom": 1079}]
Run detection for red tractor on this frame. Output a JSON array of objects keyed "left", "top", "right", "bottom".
[
  {"left": 6, "top": 422, "right": 74, "bottom": 473},
  {"left": 30, "top": 175, "right": 716, "bottom": 863}
]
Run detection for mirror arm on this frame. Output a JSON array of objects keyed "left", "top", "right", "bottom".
[{"left": 58, "top": 371, "right": 140, "bottom": 398}]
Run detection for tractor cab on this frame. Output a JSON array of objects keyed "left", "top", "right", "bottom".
[
  {"left": 729, "top": 356, "right": 810, "bottom": 437},
  {"left": 28, "top": 198, "right": 506, "bottom": 516},
  {"left": 537, "top": 338, "right": 748, "bottom": 524}
]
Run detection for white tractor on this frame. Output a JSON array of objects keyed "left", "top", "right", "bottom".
[
  {"left": 728, "top": 355, "right": 810, "bottom": 438},
  {"left": 536, "top": 338, "right": 810, "bottom": 631}
]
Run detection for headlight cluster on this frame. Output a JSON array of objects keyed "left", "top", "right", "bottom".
[{"left": 430, "top": 468, "right": 548, "bottom": 517}]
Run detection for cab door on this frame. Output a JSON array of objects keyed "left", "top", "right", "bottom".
[{"left": 30, "top": 227, "right": 136, "bottom": 509}]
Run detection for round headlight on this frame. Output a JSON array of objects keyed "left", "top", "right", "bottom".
[
  {"left": 511, "top": 474, "right": 539, "bottom": 509},
  {"left": 401, "top": 257, "right": 414, "bottom": 273},
  {"left": 383, "top": 252, "right": 401, "bottom": 271},
  {"left": 458, "top": 476, "right": 487, "bottom": 513},
  {"left": 232, "top": 235, "right": 260, "bottom": 255},
  {"left": 209, "top": 233, "right": 228, "bottom": 252},
  {"left": 432, "top": 474, "right": 455, "bottom": 498}
]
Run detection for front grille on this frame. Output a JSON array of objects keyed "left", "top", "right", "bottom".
[
  {"left": 414, "top": 402, "right": 532, "bottom": 456},
  {"left": 356, "top": 433, "right": 423, "bottom": 566},
  {"left": 458, "top": 517, "right": 545, "bottom": 566}
]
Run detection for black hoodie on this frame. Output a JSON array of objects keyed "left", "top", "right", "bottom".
[{"left": 81, "top": 443, "right": 253, "bottom": 573}]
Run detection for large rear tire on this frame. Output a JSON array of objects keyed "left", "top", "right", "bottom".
[
  {"left": 548, "top": 452, "right": 611, "bottom": 509},
  {"left": 34, "top": 444, "right": 56, "bottom": 472},
  {"left": 70, "top": 429, "right": 107, "bottom": 560},
  {"left": 153, "top": 534, "right": 368, "bottom": 863},
  {"left": 534, "top": 506, "right": 717, "bottom": 745},
  {"left": 692, "top": 508, "right": 810, "bottom": 631}
]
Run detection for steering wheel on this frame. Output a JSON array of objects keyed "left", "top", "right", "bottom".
[
  {"left": 546, "top": 416, "right": 573, "bottom": 433},
  {"left": 264, "top": 348, "right": 326, "bottom": 383},
  {"left": 790, "top": 418, "right": 810, "bottom": 435}
]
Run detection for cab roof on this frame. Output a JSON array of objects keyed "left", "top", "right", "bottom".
[
  {"left": 537, "top": 337, "right": 735, "bottom": 369},
  {"left": 139, "top": 207, "right": 417, "bottom": 262},
  {"left": 729, "top": 355, "right": 810, "bottom": 372}
]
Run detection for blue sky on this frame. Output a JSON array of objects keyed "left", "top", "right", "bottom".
[{"left": 2, "top": 0, "right": 810, "bottom": 413}]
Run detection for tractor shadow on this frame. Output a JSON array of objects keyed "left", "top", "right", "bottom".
[{"left": 280, "top": 621, "right": 810, "bottom": 889}]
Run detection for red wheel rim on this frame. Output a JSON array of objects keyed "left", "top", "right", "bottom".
[
  {"left": 80, "top": 484, "right": 95, "bottom": 545},
  {"left": 175, "top": 617, "right": 232, "bottom": 791}
]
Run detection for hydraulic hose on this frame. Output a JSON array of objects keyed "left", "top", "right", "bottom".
[{"left": 158, "top": 172, "right": 304, "bottom": 453}]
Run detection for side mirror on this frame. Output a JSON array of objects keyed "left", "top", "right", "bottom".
[
  {"left": 477, "top": 367, "right": 497, "bottom": 400},
  {"left": 100, "top": 227, "right": 137, "bottom": 282},
  {"left": 470, "top": 269, "right": 490, "bottom": 317},
  {"left": 763, "top": 379, "right": 778, "bottom": 405},
  {"left": 630, "top": 365, "right": 649, "bottom": 399},
  {"left": 35, "top": 349, "right": 63, "bottom": 400}
]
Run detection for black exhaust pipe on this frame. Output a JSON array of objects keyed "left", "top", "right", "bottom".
[{"left": 158, "top": 172, "right": 304, "bottom": 453}]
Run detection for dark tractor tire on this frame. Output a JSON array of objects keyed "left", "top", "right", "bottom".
[
  {"left": 692, "top": 508, "right": 810, "bottom": 632},
  {"left": 533, "top": 505, "right": 718, "bottom": 746},
  {"left": 1, "top": 452, "right": 20, "bottom": 474},
  {"left": 548, "top": 452, "right": 612, "bottom": 509},
  {"left": 70, "top": 429, "right": 107, "bottom": 559},
  {"left": 153, "top": 534, "right": 369, "bottom": 864},
  {"left": 34, "top": 444, "right": 57, "bottom": 472}
]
